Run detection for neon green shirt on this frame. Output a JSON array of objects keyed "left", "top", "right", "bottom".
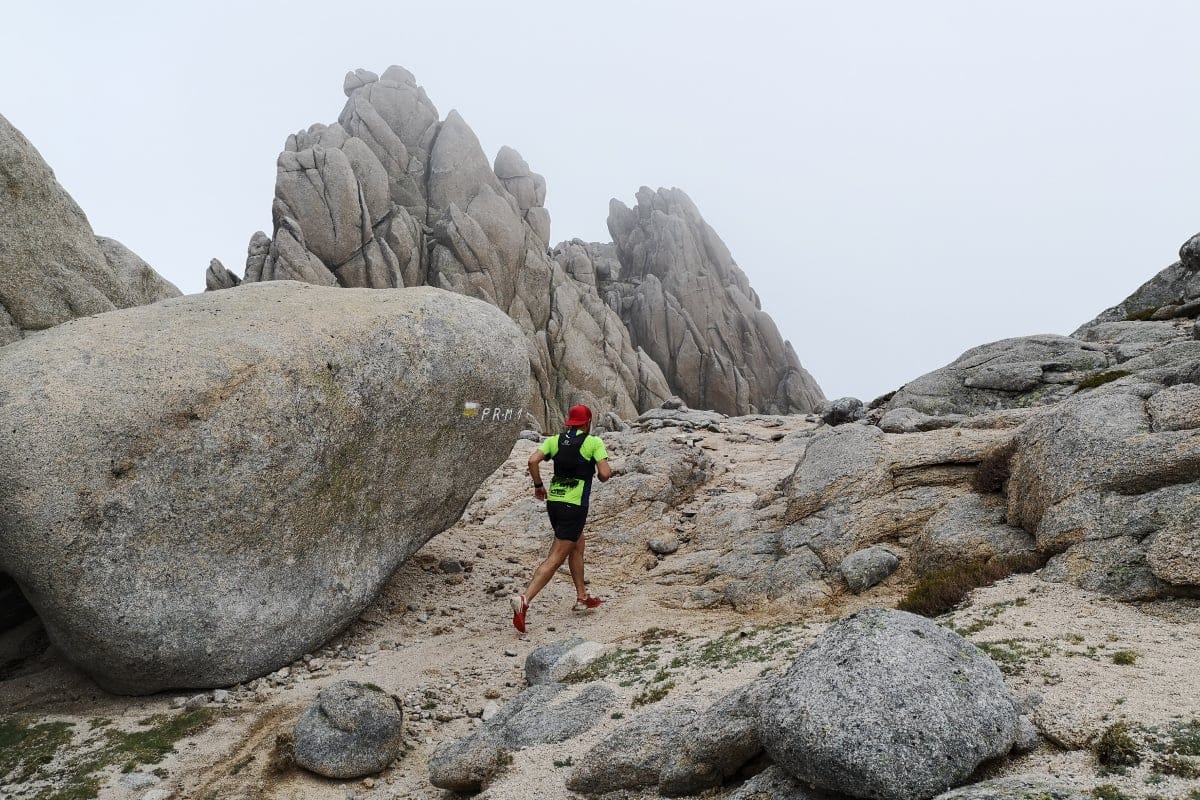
[{"left": 539, "top": 430, "right": 608, "bottom": 506}]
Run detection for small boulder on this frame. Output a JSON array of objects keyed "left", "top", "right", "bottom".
[
  {"left": 837, "top": 546, "right": 899, "bottom": 593},
  {"left": 566, "top": 704, "right": 699, "bottom": 795},
  {"left": 1012, "top": 716, "right": 1042, "bottom": 754},
  {"left": 569, "top": 681, "right": 772, "bottom": 797},
  {"left": 659, "top": 680, "right": 772, "bottom": 796},
  {"left": 758, "top": 609, "right": 1023, "bottom": 800},
  {"left": 820, "top": 397, "right": 864, "bottom": 426},
  {"left": 728, "top": 764, "right": 828, "bottom": 800},
  {"left": 430, "top": 682, "right": 614, "bottom": 792},
  {"left": 648, "top": 536, "right": 680, "bottom": 556},
  {"left": 524, "top": 638, "right": 603, "bottom": 685},
  {"left": 294, "top": 681, "right": 403, "bottom": 779}
]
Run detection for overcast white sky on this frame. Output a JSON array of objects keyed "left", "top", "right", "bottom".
[{"left": 3, "top": 1, "right": 1199, "bottom": 402}]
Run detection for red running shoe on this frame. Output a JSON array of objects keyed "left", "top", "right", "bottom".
[
  {"left": 573, "top": 595, "right": 603, "bottom": 611},
  {"left": 510, "top": 594, "right": 529, "bottom": 633}
]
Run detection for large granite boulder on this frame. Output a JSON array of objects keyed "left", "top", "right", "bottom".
[
  {"left": 294, "top": 680, "right": 404, "bottom": 779},
  {"left": 0, "top": 282, "right": 528, "bottom": 693},
  {"left": 0, "top": 113, "right": 179, "bottom": 345},
  {"left": 604, "top": 186, "right": 824, "bottom": 415},
  {"left": 758, "top": 609, "right": 1024, "bottom": 800}
]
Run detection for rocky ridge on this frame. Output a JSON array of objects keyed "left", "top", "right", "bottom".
[
  {"left": 0, "top": 112, "right": 180, "bottom": 345},
  {"left": 212, "top": 66, "right": 822, "bottom": 428}
]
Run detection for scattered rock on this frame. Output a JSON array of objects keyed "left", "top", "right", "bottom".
[
  {"left": 820, "top": 397, "right": 864, "bottom": 426},
  {"left": 294, "top": 681, "right": 404, "bottom": 780},
  {"left": 648, "top": 536, "right": 680, "bottom": 556},
  {"left": 837, "top": 546, "right": 899, "bottom": 593},
  {"left": 430, "top": 682, "right": 615, "bottom": 792},
  {"left": 117, "top": 772, "right": 160, "bottom": 789},
  {"left": 728, "top": 764, "right": 828, "bottom": 800},
  {"left": 525, "top": 639, "right": 603, "bottom": 685},
  {"left": 567, "top": 703, "right": 700, "bottom": 795},
  {"left": 1012, "top": 716, "right": 1042, "bottom": 754}
]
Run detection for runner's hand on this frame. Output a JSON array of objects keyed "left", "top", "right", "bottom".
[{"left": 534, "top": 486, "right": 547, "bottom": 501}]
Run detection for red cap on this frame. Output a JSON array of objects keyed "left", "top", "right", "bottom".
[{"left": 565, "top": 404, "right": 592, "bottom": 428}]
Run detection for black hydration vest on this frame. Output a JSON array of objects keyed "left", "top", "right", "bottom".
[{"left": 552, "top": 428, "right": 596, "bottom": 481}]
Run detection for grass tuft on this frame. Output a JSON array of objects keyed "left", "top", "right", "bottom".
[
  {"left": 1111, "top": 650, "right": 1139, "bottom": 666},
  {"left": 1096, "top": 722, "right": 1142, "bottom": 768},
  {"left": 631, "top": 681, "right": 675, "bottom": 708}
]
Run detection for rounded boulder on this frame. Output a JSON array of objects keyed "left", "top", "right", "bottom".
[
  {"left": 758, "top": 608, "right": 1022, "bottom": 800},
  {"left": 0, "top": 282, "right": 529, "bottom": 693},
  {"left": 294, "top": 680, "right": 404, "bottom": 779}
]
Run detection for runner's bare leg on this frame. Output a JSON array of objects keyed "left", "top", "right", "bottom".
[
  {"left": 568, "top": 535, "right": 588, "bottom": 600},
  {"left": 523, "top": 539, "right": 575, "bottom": 603}
]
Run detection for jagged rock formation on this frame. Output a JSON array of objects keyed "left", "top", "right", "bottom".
[
  {"left": 219, "top": 67, "right": 820, "bottom": 428},
  {"left": 603, "top": 187, "right": 824, "bottom": 415},
  {"left": 0, "top": 113, "right": 180, "bottom": 345},
  {"left": 0, "top": 282, "right": 528, "bottom": 693}
]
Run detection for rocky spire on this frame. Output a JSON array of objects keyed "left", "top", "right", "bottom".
[{"left": 223, "top": 67, "right": 823, "bottom": 426}]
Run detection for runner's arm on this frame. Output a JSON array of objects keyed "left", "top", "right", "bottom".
[
  {"left": 528, "top": 450, "right": 548, "bottom": 499},
  {"left": 596, "top": 458, "right": 612, "bottom": 482}
]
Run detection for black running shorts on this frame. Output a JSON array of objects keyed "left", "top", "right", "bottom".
[{"left": 546, "top": 500, "right": 588, "bottom": 542}]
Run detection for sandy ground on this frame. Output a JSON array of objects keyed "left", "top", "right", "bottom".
[{"left": 3, "top": 419, "right": 1200, "bottom": 800}]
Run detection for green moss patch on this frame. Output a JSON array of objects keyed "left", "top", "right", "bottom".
[
  {"left": 1076, "top": 370, "right": 1133, "bottom": 390},
  {"left": 1, "top": 709, "right": 215, "bottom": 800}
]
